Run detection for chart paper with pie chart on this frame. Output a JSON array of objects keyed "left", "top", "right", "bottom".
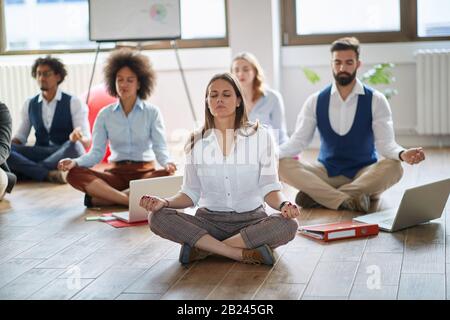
[{"left": 89, "top": 0, "right": 181, "bottom": 41}]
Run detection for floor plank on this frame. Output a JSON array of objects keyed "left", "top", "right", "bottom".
[
  {"left": 72, "top": 267, "right": 146, "bottom": 300},
  {"left": 349, "top": 284, "right": 398, "bottom": 300},
  {"left": 28, "top": 278, "right": 94, "bottom": 300},
  {"left": 115, "top": 293, "right": 162, "bottom": 300},
  {"left": 353, "top": 252, "right": 403, "bottom": 286},
  {"left": 161, "top": 258, "right": 235, "bottom": 300},
  {"left": 206, "top": 272, "right": 268, "bottom": 300},
  {"left": 398, "top": 274, "right": 446, "bottom": 300},
  {"left": 16, "top": 233, "right": 87, "bottom": 260},
  {"left": 265, "top": 247, "right": 322, "bottom": 285},
  {"left": 402, "top": 244, "right": 446, "bottom": 274},
  {"left": 0, "top": 268, "right": 64, "bottom": 299},
  {"left": 0, "top": 258, "right": 44, "bottom": 289},
  {"left": 57, "top": 248, "right": 132, "bottom": 279},
  {"left": 0, "top": 240, "right": 40, "bottom": 264},
  {"left": 302, "top": 261, "right": 359, "bottom": 298},
  {"left": 253, "top": 283, "right": 305, "bottom": 300},
  {"left": 124, "top": 259, "right": 190, "bottom": 294}
]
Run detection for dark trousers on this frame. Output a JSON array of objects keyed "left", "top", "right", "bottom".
[{"left": 7, "top": 141, "right": 85, "bottom": 181}]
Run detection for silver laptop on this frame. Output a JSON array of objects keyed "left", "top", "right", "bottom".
[
  {"left": 113, "top": 175, "right": 183, "bottom": 223},
  {"left": 353, "top": 178, "right": 450, "bottom": 232}
]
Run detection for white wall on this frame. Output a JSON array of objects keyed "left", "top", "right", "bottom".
[{"left": 228, "top": 0, "right": 282, "bottom": 89}]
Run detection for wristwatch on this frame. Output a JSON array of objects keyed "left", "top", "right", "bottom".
[{"left": 398, "top": 150, "right": 406, "bottom": 161}]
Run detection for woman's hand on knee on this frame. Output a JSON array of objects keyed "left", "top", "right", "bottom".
[
  {"left": 280, "top": 201, "right": 300, "bottom": 219},
  {"left": 140, "top": 195, "right": 168, "bottom": 213},
  {"left": 58, "top": 158, "right": 77, "bottom": 172}
]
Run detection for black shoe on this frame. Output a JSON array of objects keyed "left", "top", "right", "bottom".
[
  {"left": 5, "top": 172, "right": 16, "bottom": 194},
  {"left": 295, "top": 191, "right": 322, "bottom": 209},
  {"left": 84, "top": 194, "right": 93, "bottom": 208}
]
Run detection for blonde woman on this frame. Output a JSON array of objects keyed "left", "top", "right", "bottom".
[{"left": 231, "top": 52, "right": 289, "bottom": 145}]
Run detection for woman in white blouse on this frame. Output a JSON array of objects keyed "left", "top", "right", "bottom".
[
  {"left": 231, "top": 52, "right": 289, "bottom": 145},
  {"left": 140, "top": 73, "right": 299, "bottom": 266}
]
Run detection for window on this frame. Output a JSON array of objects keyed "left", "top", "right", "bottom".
[
  {"left": 417, "top": 0, "right": 450, "bottom": 37},
  {"left": 141, "top": 0, "right": 228, "bottom": 50},
  {"left": 296, "top": 0, "right": 400, "bottom": 35},
  {"left": 180, "top": 0, "right": 226, "bottom": 39},
  {"left": 282, "top": 0, "right": 450, "bottom": 45},
  {"left": 1, "top": 0, "right": 228, "bottom": 53}
]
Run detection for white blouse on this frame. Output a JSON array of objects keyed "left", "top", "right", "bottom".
[{"left": 181, "top": 126, "right": 282, "bottom": 213}]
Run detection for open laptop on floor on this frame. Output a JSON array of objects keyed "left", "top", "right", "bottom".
[
  {"left": 353, "top": 178, "right": 450, "bottom": 232},
  {"left": 113, "top": 175, "right": 183, "bottom": 223}
]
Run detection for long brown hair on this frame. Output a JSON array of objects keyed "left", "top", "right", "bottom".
[
  {"left": 186, "top": 72, "right": 258, "bottom": 153},
  {"left": 232, "top": 52, "right": 265, "bottom": 102}
]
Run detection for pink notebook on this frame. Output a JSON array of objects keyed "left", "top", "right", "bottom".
[{"left": 102, "top": 213, "right": 148, "bottom": 228}]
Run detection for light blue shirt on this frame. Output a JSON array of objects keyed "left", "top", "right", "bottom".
[
  {"left": 75, "top": 98, "right": 171, "bottom": 168},
  {"left": 248, "top": 88, "right": 289, "bottom": 145},
  {"left": 181, "top": 126, "right": 282, "bottom": 213}
]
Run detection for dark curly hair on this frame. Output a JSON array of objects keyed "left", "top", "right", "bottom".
[
  {"left": 104, "top": 48, "right": 156, "bottom": 100},
  {"left": 31, "top": 55, "right": 67, "bottom": 85}
]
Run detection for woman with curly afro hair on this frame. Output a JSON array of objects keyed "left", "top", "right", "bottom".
[{"left": 59, "top": 48, "right": 176, "bottom": 208}]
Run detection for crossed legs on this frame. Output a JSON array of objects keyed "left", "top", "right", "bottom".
[{"left": 279, "top": 158, "right": 403, "bottom": 210}]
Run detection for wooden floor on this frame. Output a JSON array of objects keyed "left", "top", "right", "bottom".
[{"left": 0, "top": 148, "right": 449, "bottom": 300}]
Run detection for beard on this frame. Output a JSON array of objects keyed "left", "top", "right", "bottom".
[
  {"left": 39, "top": 83, "right": 50, "bottom": 91},
  {"left": 333, "top": 70, "right": 357, "bottom": 86}
]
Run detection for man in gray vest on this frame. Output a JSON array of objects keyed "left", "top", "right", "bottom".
[{"left": 7, "top": 56, "right": 91, "bottom": 183}]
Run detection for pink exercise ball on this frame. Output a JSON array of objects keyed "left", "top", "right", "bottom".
[{"left": 82, "top": 83, "right": 117, "bottom": 162}]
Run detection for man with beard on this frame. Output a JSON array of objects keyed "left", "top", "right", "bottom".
[
  {"left": 278, "top": 37, "right": 425, "bottom": 213},
  {"left": 7, "top": 56, "right": 91, "bottom": 183}
]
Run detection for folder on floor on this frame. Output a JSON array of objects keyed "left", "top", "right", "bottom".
[
  {"left": 85, "top": 213, "right": 147, "bottom": 228},
  {"left": 298, "top": 221, "right": 379, "bottom": 242}
]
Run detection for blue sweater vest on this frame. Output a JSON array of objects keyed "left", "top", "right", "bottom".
[
  {"left": 317, "top": 85, "right": 377, "bottom": 179},
  {"left": 28, "top": 92, "right": 73, "bottom": 146}
]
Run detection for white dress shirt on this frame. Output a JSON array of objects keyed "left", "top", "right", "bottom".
[
  {"left": 181, "top": 126, "right": 282, "bottom": 213},
  {"left": 14, "top": 88, "right": 91, "bottom": 144},
  {"left": 279, "top": 79, "right": 404, "bottom": 160}
]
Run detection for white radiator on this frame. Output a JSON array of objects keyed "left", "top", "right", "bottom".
[{"left": 416, "top": 49, "right": 450, "bottom": 135}]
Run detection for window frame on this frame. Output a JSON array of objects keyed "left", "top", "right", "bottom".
[
  {"left": 281, "top": 0, "right": 450, "bottom": 46},
  {"left": 0, "top": 0, "right": 229, "bottom": 55}
]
